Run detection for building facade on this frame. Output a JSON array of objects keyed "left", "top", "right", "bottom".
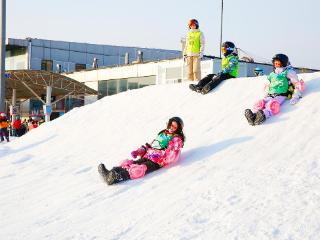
[
  {"left": 5, "top": 38, "right": 181, "bottom": 73},
  {"left": 4, "top": 38, "right": 181, "bottom": 119}
]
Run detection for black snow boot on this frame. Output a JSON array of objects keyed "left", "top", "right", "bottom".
[
  {"left": 98, "top": 163, "right": 110, "bottom": 183},
  {"left": 244, "top": 109, "right": 256, "bottom": 126},
  {"left": 98, "top": 165, "right": 130, "bottom": 185},
  {"left": 189, "top": 84, "right": 202, "bottom": 92},
  {"left": 104, "top": 170, "right": 118, "bottom": 185},
  {"left": 200, "top": 83, "right": 212, "bottom": 95},
  {"left": 107, "top": 167, "right": 130, "bottom": 185},
  {"left": 254, "top": 110, "right": 266, "bottom": 125}
]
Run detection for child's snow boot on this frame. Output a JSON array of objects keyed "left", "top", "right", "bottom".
[
  {"left": 189, "top": 84, "right": 202, "bottom": 92},
  {"left": 254, "top": 110, "right": 266, "bottom": 125},
  {"left": 103, "top": 167, "right": 130, "bottom": 185},
  {"left": 105, "top": 170, "right": 117, "bottom": 185},
  {"left": 244, "top": 109, "right": 256, "bottom": 126},
  {"left": 200, "top": 83, "right": 212, "bottom": 95},
  {"left": 98, "top": 163, "right": 110, "bottom": 183}
]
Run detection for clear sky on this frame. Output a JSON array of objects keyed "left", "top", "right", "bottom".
[{"left": 6, "top": 0, "right": 320, "bottom": 69}]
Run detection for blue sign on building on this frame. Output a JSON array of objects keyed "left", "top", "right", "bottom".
[
  {"left": 43, "top": 105, "right": 52, "bottom": 115},
  {"left": 5, "top": 73, "right": 11, "bottom": 78}
]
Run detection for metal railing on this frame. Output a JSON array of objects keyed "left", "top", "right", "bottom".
[{"left": 156, "top": 59, "right": 214, "bottom": 84}]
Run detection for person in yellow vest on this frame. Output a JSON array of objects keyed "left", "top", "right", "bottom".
[
  {"left": 184, "top": 19, "right": 205, "bottom": 81},
  {"left": 189, "top": 41, "right": 239, "bottom": 94}
]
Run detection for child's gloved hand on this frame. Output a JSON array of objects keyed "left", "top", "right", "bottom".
[
  {"left": 131, "top": 150, "right": 138, "bottom": 159},
  {"left": 183, "top": 55, "right": 187, "bottom": 62},
  {"left": 295, "top": 80, "right": 305, "bottom": 92},
  {"left": 131, "top": 146, "right": 147, "bottom": 159},
  {"left": 290, "top": 96, "right": 300, "bottom": 105},
  {"left": 290, "top": 91, "right": 302, "bottom": 105}
]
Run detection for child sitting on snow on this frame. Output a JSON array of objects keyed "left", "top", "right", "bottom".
[
  {"left": 244, "top": 53, "right": 305, "bottom": 125},
  {"left": 189, "top": 41, "right": 239, "bottom": 95},
  {"left": 98, "top": 117, "right": 185, "bottom": 185}
]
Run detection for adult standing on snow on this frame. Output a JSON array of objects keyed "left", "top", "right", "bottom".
[
  {"left": 98, "top": 117, "right": 185, "bottom": 185},
  {"left": 189, "top": 41, "right": 239, "bottom": 94},
  {"left": 244, "top": 53, "right": 305, "bottom": 125},
  {"left": 184, "top": 19, "right": 205, "bottom": 81}
]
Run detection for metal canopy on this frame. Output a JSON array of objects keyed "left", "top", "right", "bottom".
[{"left": 4, "top": 70, "right": 97, "bottom": 100}]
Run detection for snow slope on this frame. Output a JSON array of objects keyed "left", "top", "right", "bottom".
[{"left": 1, "top": 72, "right": 320, "bottom": 240}]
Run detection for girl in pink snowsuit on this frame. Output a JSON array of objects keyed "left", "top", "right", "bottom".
[{"left": 98, "top": 117, "right": 185, "bottom": 185}]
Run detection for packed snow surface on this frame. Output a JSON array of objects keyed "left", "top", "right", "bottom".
[{"left": 1, "top": 72, "right": 320, "bottom": 240}]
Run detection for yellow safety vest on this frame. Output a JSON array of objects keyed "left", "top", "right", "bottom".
[{"left": 186, "top": 31, "right": 201, "bottom": 54}]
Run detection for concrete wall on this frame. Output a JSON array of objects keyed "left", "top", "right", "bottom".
[
  {"left": 64, "top": 57, "right": 318, "bottom": 104},
  {"left": 65, "top": 57, "right": 319, "bottom": 89},
  {"left": 66, "top": 58, "right": 184, "bottom": 86}
]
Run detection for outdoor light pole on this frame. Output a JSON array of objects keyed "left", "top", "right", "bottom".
[
  {"left": 0, "top": 0, "right": 6, "bottom": 112},
  {"left": 219, "top": 0, "right": 224, "bottom": 58}
]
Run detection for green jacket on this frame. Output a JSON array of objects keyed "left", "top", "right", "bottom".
[
  {"left": 267, "top": 69, "right": 289, "bottom": 94},
  {"left": 152, "top": 131, "right": 174, "bottom": 149},
  {"left": 221, "top": 54, "right": 239, "bottom": 77}
]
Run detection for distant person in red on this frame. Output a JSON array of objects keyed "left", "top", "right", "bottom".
[
  {"left": 13, "top": 116, "right": 26, "bottom": 137},
  {"left": 13, "top": 117, "right": 22, "bottom": 135}
]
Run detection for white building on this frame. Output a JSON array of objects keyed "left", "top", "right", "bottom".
[{"left": 66, "top": 57, "right": 317, "bottom": 104}]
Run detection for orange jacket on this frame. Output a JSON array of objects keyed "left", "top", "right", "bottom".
[{"left": 0, "top": 120, "right": 9, "bottom": 129}]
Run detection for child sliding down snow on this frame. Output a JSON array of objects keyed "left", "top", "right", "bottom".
[
  {"left": 245, "top": 53, "right": 305, "bottom": 125},
  {"left": 98, "top": 117, "right": 185, "bottom": 185},
  {"left": 189, "top": 41, "right": 239, "bottom": 95}
]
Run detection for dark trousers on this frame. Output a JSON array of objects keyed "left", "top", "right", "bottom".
[
  {"left": 0, "top": 128, "right": 9, "bottom": 141},
  {"left": 197, "top": 73, "right": 234, "bottom": 92},
  {"left": 14, "top": 126, "right": 26, "bottom": 137},
  {"left": 133, "top": 158, "right": 161, "bottom": 174}
]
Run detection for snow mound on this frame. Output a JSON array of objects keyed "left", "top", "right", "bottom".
[{"left": 1, "top": 72, "right": 320, "bottom": 240}]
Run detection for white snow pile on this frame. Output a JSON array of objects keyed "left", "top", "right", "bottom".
[{"left": 0, "top": 72, "right": 320, "bottom": 240}]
